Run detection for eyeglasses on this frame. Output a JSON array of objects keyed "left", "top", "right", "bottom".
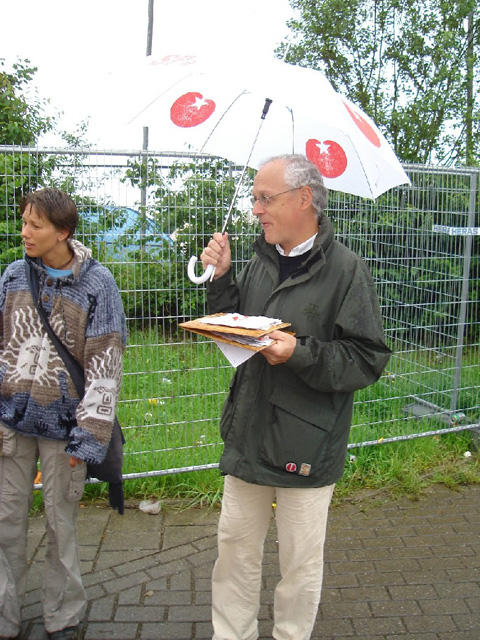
[{"left": 250, "top": 187, "right": 301, "bottom": 207}]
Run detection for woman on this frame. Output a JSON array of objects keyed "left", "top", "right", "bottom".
[{"left": 0, "top": 188, "right": 126, "bottom": 640}]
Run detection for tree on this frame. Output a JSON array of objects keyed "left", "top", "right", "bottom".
[
  {"left": 281, "top": 0, "right": 480, "bottom": 165},
  {"left": 0, "top": 59, "right": 116, "bottom": 268},
  {"left": 0, "top": 59, "right": 54, "bottom": 145},
  {"left": 117, "top": 156, "right": 255, "bottom": 327},
  {"left": 0, "top": 60, "right": 56, "bottom": 264}
]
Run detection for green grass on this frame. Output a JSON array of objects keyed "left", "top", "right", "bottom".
[
  {"left": 30, "top": 431, "right": 480, "bottom": 514},
  {"left": 30, "top": 329, "right": 480, "bottom": 513},
  {"left": 333, "top": 431, "right": 480, "bottom": 505}
]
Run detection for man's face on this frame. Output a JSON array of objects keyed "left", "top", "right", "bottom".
[
  {"left": 252, "top": 159, "right": 315, "bottom": 255},
  {"left": 21, "top": 204, "right": 66, "bottom": 261}
]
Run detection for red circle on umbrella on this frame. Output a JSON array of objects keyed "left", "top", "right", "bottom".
[
  {"left": 170, "top": 92, "right": 216, "bottom": 128},
  {"left": 306, "top": 139, "right": 348, "bottom": 179},
  {"left": 343, "top": 102, "right": 381, "bottom": 147}
]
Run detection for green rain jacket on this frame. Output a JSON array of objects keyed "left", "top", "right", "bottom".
[{"left": 206, "top": 215, "right": 391, "bottom": 488}]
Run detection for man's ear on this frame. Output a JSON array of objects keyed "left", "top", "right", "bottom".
[{"left": 300, "top": 185, "right": 313, "bottom": 210}]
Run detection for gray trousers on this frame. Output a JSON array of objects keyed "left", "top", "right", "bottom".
[{"left": 0, "top": 426, "right": 86, "bottom": 636}]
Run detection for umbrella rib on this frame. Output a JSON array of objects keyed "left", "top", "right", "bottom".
[
  {"left": 199, "top": 91, "right": 249, "bottom": 151},
  {"left": 127, "top": 71, "right": 197, "bottom": 125},
  {"left": 219, "top": 98, "right": 273, "bottom": 234},
  {"left": 288, "top": 107, "right": 294, "bottom": 154},
  {"left": 348, "top": 136, "right": 375, "bottom": 199}
]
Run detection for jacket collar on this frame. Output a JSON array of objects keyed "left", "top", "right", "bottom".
[
  {"left": 26, "top": 238, "right": 93, "bottom": 281},
  {"left": 253, "top": 214, "right": 335, "bottom": 282}
]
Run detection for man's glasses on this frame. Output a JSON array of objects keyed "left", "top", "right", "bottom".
[{"left": 250, "top": 187, "right": 301, "bottom": 207}]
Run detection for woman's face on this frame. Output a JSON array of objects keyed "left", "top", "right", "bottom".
[{"left": 21, "top": 203, "right": 68, "bottom": 261}]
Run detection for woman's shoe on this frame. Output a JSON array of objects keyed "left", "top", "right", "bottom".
[{"left": 47, "top": 626, "right": 78, "bottom": 640}]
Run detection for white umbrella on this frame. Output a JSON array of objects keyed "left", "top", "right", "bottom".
[
  {"left": 114, "top": 52, "right": 410, "bottom": 282},
  {"left": 124, "top": 53, "right": 410, "bottom": 199}
]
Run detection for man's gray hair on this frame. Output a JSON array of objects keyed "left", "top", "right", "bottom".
[{"left": 261, "top": 154, "right": 328, "bottom": 221}]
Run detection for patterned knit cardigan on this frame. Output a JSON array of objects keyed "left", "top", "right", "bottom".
[{"left": 0, "top": 239, "right": 127, "bottom": 464}]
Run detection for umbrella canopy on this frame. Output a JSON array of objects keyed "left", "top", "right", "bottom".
[{"left": 122, "top": 53, "right": 410, "bottom": 200}]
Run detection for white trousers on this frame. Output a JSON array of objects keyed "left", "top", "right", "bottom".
[
  {"left": 0, "top": 427, "right": 86, "bottom": 636},
  {"left": 212, "top": 475, "right": 335, "bottom": 640}
]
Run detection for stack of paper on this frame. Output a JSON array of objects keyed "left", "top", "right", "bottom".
[
  {"left": 180, "top": 313, "right": 292, "bottom": 367},
  {"left": 199, "top": 314, "right": 285, "bottom": 332}
]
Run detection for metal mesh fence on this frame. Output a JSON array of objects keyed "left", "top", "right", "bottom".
[{"left": 1, "top": 146, "right": 479, "bottom": 481}]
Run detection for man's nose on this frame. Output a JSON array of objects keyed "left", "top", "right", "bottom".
[{"left": 252, "top": 201, "right": 264, "bottom": 216}]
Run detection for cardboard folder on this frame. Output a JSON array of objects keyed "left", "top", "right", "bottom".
[{"left": 179, "top": 313, "right": 292, "bottom": 353}]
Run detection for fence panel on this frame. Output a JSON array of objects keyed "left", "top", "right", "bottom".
[{"left": 0, "top": 147, "right": 478, "bottom": 481}]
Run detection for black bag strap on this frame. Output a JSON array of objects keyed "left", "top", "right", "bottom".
[
  {"left": 25, "top": 261, "right": 126, "bottom": 515},
  {"left": 25, "top": 261, "right": 85, "bottom": 398}
]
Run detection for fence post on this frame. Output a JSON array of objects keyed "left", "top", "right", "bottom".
[{"left": 452, "top": 171, "right": 478, "bottom": 445}]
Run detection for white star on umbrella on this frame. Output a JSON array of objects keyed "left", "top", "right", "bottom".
[
  {"left": 193, "top": 95, "right": 210, "bottom": 110},
  {"left": 315, "top": 140, "right": 331, "bottom": 155}
]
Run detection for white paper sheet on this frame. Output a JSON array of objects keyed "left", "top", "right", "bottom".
[
  {"left": 213, "top": 340, "right": 256, "bottom": 367},
  {"left": 200, "top": 313, "right": 283, "bottom": 330},
  {"left": 210, "top": 331, "right": 275, "bottom": 349}
]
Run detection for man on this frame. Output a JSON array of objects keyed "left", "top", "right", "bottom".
[
  {"left": 0, "top": 189, "right": 126, "bottom": 640},
  {"left": 200, "top": 154, "right": 391, "bottom": 640}
]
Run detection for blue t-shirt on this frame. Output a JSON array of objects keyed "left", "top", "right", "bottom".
[{"left": 43, "top": 264, "right": 73, "bottom": 278}]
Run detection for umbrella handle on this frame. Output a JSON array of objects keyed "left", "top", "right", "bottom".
[
  {"left": 187, "top": 256, "right": 215, "bottom": 284},
  {"left": 187, "top": 99, "right": 273, "bottom": 286}
]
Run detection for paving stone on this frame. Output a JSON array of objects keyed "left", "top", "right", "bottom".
[
  {"left": 194, "top": 621, "right": 215, "bottom": 639},
  {"left": 102, "top": 570, "right": 151, "bottom": 594},
  {"left": 117, "top": 584, "right": 144, "bottom": 605},
  {"left": 140, "top": 622, "right": 194, "bottom": 638},
  {"left": 437, "top": 633, "right": 479, "bottom": 640},
  {"left": 451, "top": 612, "right": 480, "bottom": 631},
  {"left": 169, "top": 571, "right": 193, "bottom": 591},
  {"left": 21, "top": 601, "right": 42, "bottom": 622},
  {"left": 162, "top": 524, "right": 217, "bottom": 550},
  {"left": 114, "top": 554, "right": 165, "bottom": 577},
  {"left": 325, "top": 559, "right": 376, "bottom": 576},
  {"left": 23, "top": 621, "right": 47, "bottom": 639},
  {"left": 320, "top": 600, "right": 372, "bottom": 618},
  {"left": 95, "top": 549, "right": 148, "bottom": 571},
  {"left": 389, "top": 584, "right": 438, "bottom": 600},
  {"left": 115, "top": 604, "right": 166, "bottom": 622},
  {"left": 88, "top": 594, "right": 117, "bottom": 621},
  {"left": 352, "top": 615, "right": 407, "bottom": 635},
  {"left": 146, "top": 559, "right": 192, "bottom": 580},
  {"left": 405, "top": 614, "right": 458, "bottom": 633},
  {"left": 17, "top": 484, "right": 480, "bottom": 639},
  {"left": 83, "top": 622, "right": 138, "bottom": 639},
  {"left": 167, "top": 604, "right": 212, "bottom": 622},
  {"left": 101, "top": 530, "right": 161, "bottom": 551},
  {"left": 142, "top": 589, "right": 191, "bottom": 606}
]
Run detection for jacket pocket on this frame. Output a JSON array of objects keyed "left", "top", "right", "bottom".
[
  {"left": 0, "top": 424, "right": 17, "bottom": 458},
  {"left": 259, "top": 386, "right": 338, "bottom": 481},
  {"left": 65, "top": 466, "right": 86, "bottom": 502}
]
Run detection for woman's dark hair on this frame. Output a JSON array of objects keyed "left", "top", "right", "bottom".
[{"left": 20, "top": 188, "right": 78, "bottom": 238}]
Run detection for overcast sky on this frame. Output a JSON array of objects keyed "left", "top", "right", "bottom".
[{"left": 2, "top": 0, "right": 294, "bottom": 148}]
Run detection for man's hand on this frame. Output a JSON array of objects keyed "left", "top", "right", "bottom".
[
  {"left": 261, "top": 331, "right": 297, "bottom": 365},
  {"left": 200, "top": 232, "right": 231, "bottom": 279},
  {"left": 69, "top": 456, "right": 83, "bottom": 468}
]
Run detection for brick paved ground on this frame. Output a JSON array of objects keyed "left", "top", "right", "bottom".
[{"left": 18, "top": 483, "right": 480, "bottom": 639}]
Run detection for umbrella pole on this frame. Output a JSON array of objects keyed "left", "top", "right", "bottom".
[{"left": 187, "top": 98, "right": 273, "bottom": 284}]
